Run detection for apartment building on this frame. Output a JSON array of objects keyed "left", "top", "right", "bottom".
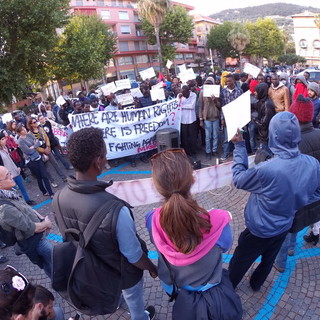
[
  {"left": 292, "top": 11, "right": 320, "bottom": 66},
  {"left": 69, "top": 0, "right": 199, "bottom": 80}
]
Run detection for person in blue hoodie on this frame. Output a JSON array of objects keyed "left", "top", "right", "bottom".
[{"left": 228, "top": 111, "right": 320, "bottom": 291}]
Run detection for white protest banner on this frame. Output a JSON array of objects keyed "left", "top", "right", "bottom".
[
  {"left": 52, "top": 126, "right": 73, "bottom": 147},
  {"left": 222, "top": 90, "right": 251, "bottom": 141},
  {"left": 139, "top": 67, "right": 156, "bottom": 80},
  {"left": 107, "top": 155, "right": 255, "bottom": 207},
  {"left": 115, "top": 79, "right": 131, "bottom": 91},
  {"left": 203, "top": 84, "right": 220, "bottom": 98},
  {"left": 151, "top": 81, "right": 163, "bottom": 90},
  {"left": 243, "top": 63, "right": 261, "bottom": 78},
  {"left": 130, "top": 88, "right": 143, "bottom": 98},
  {"left": 116, "top": 93, "right": 134, "bottom": 106},
  {"left": 178, "top": 64, "right": 187, "bottom": 73},
  {"left": 150, "top": 88, "right": 165, "bottom": 101},
  {"left": 166, "top": 60, "right": 173, "bottom": 69},
  {"left": 70, "top": 99, "right": 181, "bottom": 159},
  {"left": 101, "top": 82, "right": 117, "bottom": 96}
]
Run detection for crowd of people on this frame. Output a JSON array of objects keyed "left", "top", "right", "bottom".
[{"left": 1, "top": 65, "right": 320, "bottom": 320}]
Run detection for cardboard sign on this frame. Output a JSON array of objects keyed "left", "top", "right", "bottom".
[
  {"left": 101, "top": 82, "right": 117, "bottom": 96},
  {"left": 203, "top": 85, "right": 220, "bottom": 98},
  {"left": 150, "top": 88, "right": 165, "bottom": 101},
  {"left": 116, "top": 93, "right": 134, "bottom": 105},
  {"left": 243, "top": 63, "right": 261, "bottom": 78},
  {"left": 151, "top": 81, "right": 164, "bottom": 90},
  {"left": 115, "top": 79, "right": 131, "bottom": 91},
  {"left": 130, "top": 88, "right": 143, "bottom": 98},
  {"left": 166, "top": 60, "right": 173, "bottom": 69}
]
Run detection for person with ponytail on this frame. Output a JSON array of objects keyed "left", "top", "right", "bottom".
[{"left": 146, "top": 148, "right": 243, "bottom": 320}]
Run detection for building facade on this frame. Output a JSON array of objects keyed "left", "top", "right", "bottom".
[
  {"left": 292, "top": 11, "right": 320, "bottom": 67},
  {"left": 69, "top": 0, "right": 201, "bottom": 80}
]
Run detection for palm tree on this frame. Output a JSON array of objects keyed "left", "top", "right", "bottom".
[
  {"left": 137, "top": 0, "right": 171, "bottom": 72},
  {"left": 228, "top": 23, "right": 250, "bottom": 67}
]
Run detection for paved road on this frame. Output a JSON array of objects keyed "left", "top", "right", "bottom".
[{"left": 2, "top": 153, "right": 320, "bottom": 320}]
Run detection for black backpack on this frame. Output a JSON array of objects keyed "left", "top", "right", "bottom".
[
  {"left": 0, "top": 200, "right": 18, "bottom": 246},
  {"left": 52, "top": 192, "right": 124, "bottom": 315}
]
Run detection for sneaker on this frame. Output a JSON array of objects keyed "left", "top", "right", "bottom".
[
  {"left": 0, "top": 255, "right": 8, "bottom": 264},
  {"left": 43, "top": 193, "right": 50, "bottom": 196},
  {"left": 273, "top": 263, "right": 285, "bottom": 273},
  {"left": 51, "top": 182, "right": 58, "bottom": 188},
  {"left": 220, "top": 156, "right": 228, "bottom": 162},
  {"left": 145, "top": 306, "right": 155, "bottom": 320}
]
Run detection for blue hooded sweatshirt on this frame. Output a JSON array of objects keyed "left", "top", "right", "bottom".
[{"left": 232, "top": 111, "right": 320, "bottom": 238}]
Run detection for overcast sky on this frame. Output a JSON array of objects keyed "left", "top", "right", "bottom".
[{"left": 175, "top": 0, "right": 320, "bottom": 15}]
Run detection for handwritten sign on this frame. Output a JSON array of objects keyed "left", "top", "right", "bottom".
[
  {"left": 203, "top": 84, "right": 220, "bottom": 98},
  {"left": 56, "top": 96, "right": 66, "bottom": 107},
  {"left": 140, "top": 67, "right": 156, "bottom": 80},
  {"left": 222, "top": 90, "right": 251, "bottom": 141},
  {"left": 166, "top": 60, "right": 173, "bottom": 69},
  {"left": 115, "top": 79, "right": 131, "bottom": 91},
  {"left": 52, "top": 126, "right": 73, "bottom": 147},
  {"left": 116, "top": 93, "right": 134, "bottom": 106},
  {"left": 151, "top": 81, "right": 164, "bottom": 90},
  {"left": 243, "top": 63, "right": 261, "bottom": 78},
  {"left": 179, "top": 68, "right": 196, "bottom": 84},
  {"left": 130, "top": 88, "right": 143, "bottom": 98},
  {"left": 178, "top": 64, "right": 187, "bottom": 73},
  {"left": 69, "top": 99, "right": 181, "bottom": 159},
  {"left": 101, "top": 82, "right": 117, "bottom": 96},
  {"left": 150, "top": 88, "right": 165, "bottom": 101}
]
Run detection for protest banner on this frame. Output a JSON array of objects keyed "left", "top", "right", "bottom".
[
  {"left": 107, "top": 155, "right": 255, "bottom": 207},
  {"left": 69, "top": 98, "right": 181, "bottom": 159},
  {"left": 140, "top": 67, "right": 156, "bottom": 80},
  {"left": 130, "top": 88, "right": 143, "bottom": 98},
  {"left": 150, "top": 88, "right": 165, "bottom": 101},
  {"left": 115, "top": 79, "right": 131, "bottom": 91},
  {"left": 243, "top": 63, "right": 261, "bottom": 78},
  {"left": 117, "top": 93, "right": 134, "bottom": 106},
  {"left": 203, "top": 84, "right": 220, "bottom": 98},
  {"left": 166, "top": 60, "right": 173, "bottom": 69},
  {"left": 101, "top": 82, "right": 117, "bottom": 96},
  {"left": 52, "top": 126, "right": 73, "bottom": 147},
  {"left": 222, "top": 90, "right": 251, "bottom": 141}
]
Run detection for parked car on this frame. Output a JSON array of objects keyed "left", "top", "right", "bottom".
[{"left": 297, "top": 69, "right": 320, "bottom": 82}]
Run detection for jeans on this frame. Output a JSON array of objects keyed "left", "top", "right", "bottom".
[
  {"left": 36, "top": 238, "right": 53, "bottom": 278},
  {"left": 47, "top": 152, "right": 67, "bottom": 180},
  {"left": 248, "top": 122, "right": 257, "bottom": 153},
  {"left": 204, "top": 120, "right": 220, "bottom": 153},
  {"left": 52, "top": 146, "right": 71, "bottom": 169},
  {"left": 229, "top": 228, "right": 288, "bottom": 289},
  {"left": 275, "top": 233, "right": 297, "bottom": 270},
  {"left": 122, "top": 278, "right": 149, "bottom": 320},
  {"left": 222, "top": 127, "right": 234, "bottom": 158},
  {"left": 13, "top": 175, "right": 30, "bottom": 202},
  {"left": 27, "top": 159, "right": 53, "bottom": 195}
]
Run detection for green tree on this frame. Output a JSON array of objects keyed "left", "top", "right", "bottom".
[
  {"left": 207, "top": 22, "right": 237, "bottom": 60},
  {"left": 141, "top": 4, "right": 193, "bottom": 64},
  {"left": 53, "top": 14, "right": 116, "bottom": 88},
  {"left": 0, "top": 0, "right": 69, "bottom": 104},
  {"left": 244, "top": 18, "right": 284, "bottom": 65},
  {"left": 278, "top": 54, "right": 306, "bottom": 65},
  {"left": 138, "top": 0, "right": 171, "bottom": 72},
  {"left": 228, "top": 22, "right": 250, "bottom": 62}
]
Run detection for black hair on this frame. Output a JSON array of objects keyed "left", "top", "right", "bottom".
[
  {"left": 67, "top": 127, "right": 105, "bottom": 173},
  {"left": 0, "top": 268, "right": 35, "bottom": 320},
  {"left": 240, "top": 72, "right": 248, "bottom": 78},
  {"left": 225, "top": 73, "right": 234, "bottom": 80},
  {"left": 33, "top": 285, "right": 54, "bottom": 306}
]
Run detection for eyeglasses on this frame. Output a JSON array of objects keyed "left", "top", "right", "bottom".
[
  {"left": 3, "top": 265, "right": 29, "bottom": 310},
  {"left": 151, "top": 148, "right": 185, "bottom": 162}
]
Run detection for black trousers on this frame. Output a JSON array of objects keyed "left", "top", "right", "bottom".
[
  {"left": 181, "top": 121, "right": 197, "bottom": 156},
  {"left": 228, "top": 228, "right": 288, "bottom": 290}
]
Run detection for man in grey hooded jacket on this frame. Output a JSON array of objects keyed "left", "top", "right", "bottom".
[{"left": 228, "top": 112, "right": 320, "bottom": 291}]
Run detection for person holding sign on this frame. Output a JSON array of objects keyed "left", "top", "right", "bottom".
[
  {"left": 146, "top": 149, "right": 243, "bottom": 320},
  {"left": 179, "top": 86, "right": 197, "bottom": 157},
  {"left": 199, "top": 77, "right": 221, "bottom": 160}
]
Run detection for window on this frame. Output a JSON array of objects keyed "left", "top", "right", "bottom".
[
  {"left": 118, "top": 0, "right": 123, "bottom": 7},
  {"left": 111, "top": 0, "right": 116, "bottom": 6},
  {"left": 120, "top": 25, "right": 131, "bottom": 34},
  {"left": 175, "top": 54, "right": 183, "bottom": 60},
  {"left": 152, "top": 54, "right": 159, "bottom": 62},
  {"left": 299, "top": 39, "right": 307, "bottom": 48},
  {"left": 97, "top": 0, "right": 104, "bottom": 5},
  {"left": 119, "top": 42, "right": 129, "bottom": 51},
  {"left": 180, "top": 43, "right": 187, "bottom": 49},
  {"left": 119, "top": 11, "right": 129, "bottom": 20},
  {"left": 101, "top": 10, "right": 110, "bottom": 19},
  {"left": 134, "top": 14, "right": 140, "bottom": 22},
  {"left": 134, "top": 41, "right": 140, "bottom": 51},
  {"left": 118, "top": 56, "right": 133, "bottom": 65},
  {"left": 136, "top": 55, "right": 149, "bottom": 63},
  {"left": 76, "top": 0, "right": 83, "bottom": 5},
  {"left": 136, "top": 26, "right": 144, "bottom": 36},
  {"left": 313, "top": 40, "right": 320, "bottom": 49},
  {"left": 185, "top": 53, "right": 194, "bottom": 60}
]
